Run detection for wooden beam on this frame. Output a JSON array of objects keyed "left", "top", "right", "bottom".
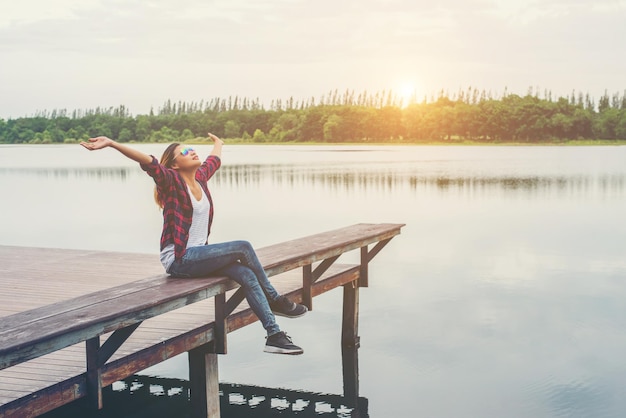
[
  {"left": 224, "top": 288, "right": 246, "bottom": 317},
  {"left": 341, "top": 281, "right": 360, "bottom": 407},
  {"left": 98, "top": 322, "right": 142, "bottom": 366},
  {"left": 311, "top": 255, "right": 341, "bottom": 283},
  {"left": 364, "top": 238, "right": 393, "bottom": 263},
  {"left": 341, "top": 281, "right": 360, "bottom": 348},
  {"left": 302, "top": 264, "right": 313, "bottom": 310},
  {"left": 342, "top": 343, "right": 360, "bottom": 408},
  {"left": 189, "top": 342, "right": 220, "bottom": 418},
  {"left": 358, "top": 238, "right": 394, "bottom": 288},
  {"left": 85, "top": 337, "right": 103, "bottom": 410},
  {"left": 213, "top": 294, "right": 227, "bottom": 355},
  {"left": 260, "top": 223, "right": 404, "bottom": 276},
  {"left": 359, "top": 246, "right": 369, "bottom": 287}
]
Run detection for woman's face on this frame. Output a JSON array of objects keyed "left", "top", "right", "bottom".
[{"left": 172, "top": 145, "right": 201, "bottom": 170}]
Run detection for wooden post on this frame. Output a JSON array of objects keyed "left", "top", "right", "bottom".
[
  {"left": 189, "top": 342, "right": 220, "bottom": 418},
  {"left": 341, "top": 281, "right": 360, "bottom": 407},
  {"left": 303, "top": 264, "right": 313, "bottom": 310},
  {"left": 214, "top": 293, "right": 227, "bottom": 354},
  {"left": 342, "top": 342, "right": 360, "bottom": 408},
  {"left": 359, "top": 246, "right": 369, "bottom": 287},
  {"left": 85, "top": 336, "right": 103, "bottom": 410},
  {"left": 341, "top": 281, "right": 360, "bottom": 348}
]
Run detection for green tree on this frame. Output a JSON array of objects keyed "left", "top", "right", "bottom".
[
  {"left": 224, "top": 120, "right": 241, "bottom": 138},
  {"left": 594, "top": 108, "right": 621, "bottom": 139},
  {"left": 598, "top": 91, "right": 611, "bottom": 113},
  {"left": 252, "top": 129, "right": 267, "bottom": 143},
  {"left": 0, "top": 119, "right": 7, "bottom": 142},
  {"left": 118, "top": 128, "right": 134, "bottom": 142},
  {"left": 149, "top": 126, "right": 179, "bottom": 143},
  {"left": 615, "top": 111, "right": 626, "bottom": 139},
  {"left": 323, "top": 114, "right": 342, "bottom": 141},
  {"left": 269, "top": 112, "right": 300, "bottom": 141},
  {"left": 180, "top": 128, "right": 194, "bottom": 141},
  {"left": 298, "top": 107, "right": 327, "bottom": 142},
  {"left": 135, "top": 116, "right": 151, "bottom": 141}
]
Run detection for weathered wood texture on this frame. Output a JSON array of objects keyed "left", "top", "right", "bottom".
[
  {"left": 0, "top": 223, "right": 403, "bottom": 417},
  {"left": 188, "top": 342, "right": 220, "bottom": 418}
]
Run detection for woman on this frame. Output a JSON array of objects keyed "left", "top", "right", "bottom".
[{"left": 81, "top": 133, "right": 307, "bottom": 355}]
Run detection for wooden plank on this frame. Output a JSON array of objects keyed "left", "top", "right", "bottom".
[
  {"left": 0, "top": 376, "right": 86, "bottom": 418},
  {"left": 0, "top": 275, "right": 230, "bottom": 332},
  {"left": 0, "top": 250, "right": 164, "bottom": 320},
  {"left": 258, "top": 223, "right": 404, "bottom": 275},
  {"left": 0, "top": 278, "right": 239, "bottom": 369}
]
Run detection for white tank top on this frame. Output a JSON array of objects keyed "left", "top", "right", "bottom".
[
  {"left": 160, "top": 184, "right": 211, "bottom": 270},
  {"left": 186, "top": 185, "right": 210, "bottom": 247}
]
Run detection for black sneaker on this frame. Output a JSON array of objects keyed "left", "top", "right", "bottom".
[
  {"left": 270, "top": 295, "right": 308, "bottom": 318},
  {"left": 264, "top": 331, "right": 304, "bottom": 355}
]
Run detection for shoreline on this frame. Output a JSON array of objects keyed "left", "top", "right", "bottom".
[{"left": 2, "top": 139, "right": 626, "bottom": 147}]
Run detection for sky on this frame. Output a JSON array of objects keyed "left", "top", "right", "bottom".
[{"left": 0, "top": 0, "right": 625, "bottom": 119}]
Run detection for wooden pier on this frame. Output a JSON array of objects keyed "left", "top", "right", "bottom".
[{"left": 0, "top": 223, "right": 404, "bottom": 418}]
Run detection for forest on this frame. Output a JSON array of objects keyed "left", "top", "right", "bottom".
[{"left": 1, "top": 88, "right": 625, "bottom": 144}]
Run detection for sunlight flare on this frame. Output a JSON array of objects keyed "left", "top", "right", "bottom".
[{"left": 397, "top": 82, "right": 419, "bottom": 107}]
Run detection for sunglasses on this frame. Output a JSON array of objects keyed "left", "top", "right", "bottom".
[{"left": 178, "top": 146, "right": 194, "bottom": 157}]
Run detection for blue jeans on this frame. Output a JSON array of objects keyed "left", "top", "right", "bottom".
[{"left": 167, "top": 240, "right": 281, "bottom": 336}]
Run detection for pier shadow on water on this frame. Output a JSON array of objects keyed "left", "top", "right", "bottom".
[
  {"left": 39, "top": 375, "right": 368, "bottom": 418},
  {"left": 40, "top": 345, "right": 366, "bottom": 418}
]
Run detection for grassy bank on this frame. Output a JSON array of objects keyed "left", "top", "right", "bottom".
[
  {"left": 6, "top": 138, "right": 626, "bottom": 146},
  {"left": 184, "top": 138, "right": 626, "bottom": 146}
]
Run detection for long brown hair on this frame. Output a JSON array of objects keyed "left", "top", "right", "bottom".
[{"left": 154, "top": 143, "right": 180, "bottom": 208}]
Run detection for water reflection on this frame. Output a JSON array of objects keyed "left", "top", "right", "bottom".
[
  {"left": 37, "top": 327, "right": 366, "bottom": 418},
  {"left": 2, "top": 164, "right": 624, "bottom": 198},
  {"left": 39, "top": 375, "right": 368, "bottom": 418},
  {"left": 0, "top": 167, "right": 133, "bottom": 181}
]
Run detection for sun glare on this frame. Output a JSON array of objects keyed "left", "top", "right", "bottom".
[{"left": 397, "top": 82, "right": 419, "bottom": 107}]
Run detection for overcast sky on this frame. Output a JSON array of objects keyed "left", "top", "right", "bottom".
[{"left": 1, "top": 0, "right": 625, "bottom": 119}]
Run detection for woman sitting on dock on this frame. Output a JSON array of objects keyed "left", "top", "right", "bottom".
[{"left": 81, "top": 133, "right": 307, "bottom": 355}]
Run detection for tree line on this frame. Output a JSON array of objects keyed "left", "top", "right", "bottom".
[{"left": 1, "top": 88, "right": 625, "bottom": 144}]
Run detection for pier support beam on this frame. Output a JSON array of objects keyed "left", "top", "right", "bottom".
[
  {"left": 341, "top": 281, "right": 360, "bottom": 406},
  {"left": 86, "top": 337, "right": 103, "bottom": 410},
  {"left": 189, "top": 342, "right": 220, "bottom": 418}
]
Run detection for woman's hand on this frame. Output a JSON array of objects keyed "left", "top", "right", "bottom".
[
  {"left": 208, "top": 133, "right": 223, "bottom": 158},
  {"left": 80, "top": 136, "right": 152, "bottom": 164},
  {"left": 80, "top": 136, "right": 114, "bottom": 151},
  {"left": 208, "top": 133, "right": 224, "bottom": 146}
]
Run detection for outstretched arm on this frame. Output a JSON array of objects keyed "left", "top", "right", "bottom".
[
  {"left": 80, "top": 136, "right": 153, "bottom": 165},
  {"left": 208, "top": 133, "right": 224, "bottom": 159}
]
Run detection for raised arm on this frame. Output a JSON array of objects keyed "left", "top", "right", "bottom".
[
  {"left": 208, "top": 132, "right": 224, "bottom": 159},
  {"left": 80, "top": 136, "right": 153, "bottom": 165}
]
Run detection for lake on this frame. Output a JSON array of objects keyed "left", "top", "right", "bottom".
[{"left": 1, "top": 144, "right": 626, "bottom": 418}]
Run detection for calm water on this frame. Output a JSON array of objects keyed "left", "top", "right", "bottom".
[{"left": 1, "top": 144, "right": 626, "bottom": 417}]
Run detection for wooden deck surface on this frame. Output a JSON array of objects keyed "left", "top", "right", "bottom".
[{"left": 0, "top": 246, "right": 313, "bottom": 411}]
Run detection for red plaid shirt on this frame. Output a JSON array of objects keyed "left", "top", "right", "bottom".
[{"left": 140, "top": 155, "right": 221, "bottom": 261}]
